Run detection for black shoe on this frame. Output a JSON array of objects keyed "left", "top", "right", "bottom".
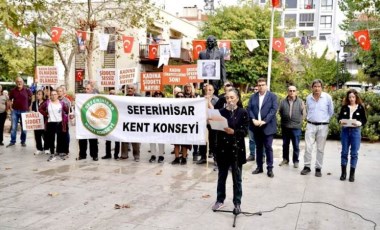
[
  {"left": 196, "top": 158, "right": 207, "bottom": 164},
  {"left": 180, "top": 157, "right": 187, "bottom": 165},
  {"left": 158, "top": 156, "right": 164, "bottom": 163},
  {"left": 0, "top": 142, "right": 4, "bottom": 146},
  {"left": 149, "top": 155, "right": 156, "bottom": 163},
  {"left": 101, "top": 155, "right": 112, "bottom": 159},
  {"left": 93, "top": 157, "right": 98, "bottom": 161},
  {"left": 21, "top": 143, "right": 26, "bottom": 147},
  {"left": 315, "top": 168, "right": 322, "bottom": 177},
  {"left": 340, "top": 165, "right": 347, "bottom": 181},
  {"left": 171, "top": 157, "right": 181, "bottom": 165},
  {"left": 6, "top": 143, "right": 15, "bottom": 148},
  {"left": 246, "top": 155, "right": 255, "bottom": 161},
  {"left": 233, "top": 204, "right": 241, "bottom": 215},
  {"left": 77, "top": 156, "right": 86, "bottom": 160},
  {"left": 267, "top": 170, "right": 274, "bottom": 178},
  {"left": 114, "top": 155, "right": 119, "bottom": 160},
  {"left": 300, "top": 166, "right": 311, "bottom": 175},
  {"left": 252, "top": 168, "right": 263, "bottom": 174}
]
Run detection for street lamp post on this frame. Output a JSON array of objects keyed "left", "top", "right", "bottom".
[{"left": 336, "top": 48, "right": 340, "bottom": 90}]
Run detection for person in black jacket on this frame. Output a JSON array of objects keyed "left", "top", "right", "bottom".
[
  {"left": 337, "top": 89, "right": 367, "bottom": 182},
  {"left": 211, "top": 89, "right": 249, "bottom": 215}
]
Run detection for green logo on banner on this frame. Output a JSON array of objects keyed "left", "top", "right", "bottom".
[{"left": 81, "top": 96, "right": 118, "bottom": 136}]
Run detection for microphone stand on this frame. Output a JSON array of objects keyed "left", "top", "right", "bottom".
[{"left": 214, "top": 108, "right": 262, "bottom": 227}]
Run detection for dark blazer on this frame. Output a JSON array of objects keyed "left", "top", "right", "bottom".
[
  {"left": 337, "top": 104, "right": 367, "bottom": 126},
  {"left": 248, "top": 91, "right": 278, "bottom": 135},
  {"left": 215, "top": 107, "right": 249, "bottom": 167}
]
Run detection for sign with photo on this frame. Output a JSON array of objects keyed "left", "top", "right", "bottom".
[{"left": 197, "top": 60, "right": 221, "bottom": 80}]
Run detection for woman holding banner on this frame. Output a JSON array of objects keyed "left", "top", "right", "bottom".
[
  {"left": 211, "top": 89, "right": 249, "bottom": 215},
  {"left": 39, "top": 90, "right": 69, "bottom": 162},
  {"left": 32, "top": 90, "right": 49, "bottom": 155},
  {"left": 149, "top": 91, "right": 166, "bottom": 163}
]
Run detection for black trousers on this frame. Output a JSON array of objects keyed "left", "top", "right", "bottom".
[
  {"left": 45, "top": 122, "right": 66, "bottom": 154},
  {"left": 217, "top": 162, "right": 243, "bottom": 205},
  {"left": 0, "top": 112, "right": 6, "bottom": 144},
  {"left": 34, "top": 129, "right": 48, "bottom": 151},
  {"left": 105, "top": 141, "right": 120, "bottom": 157},
  {"left": 79, "top": 139, "right": 98, "bottom": 159}
]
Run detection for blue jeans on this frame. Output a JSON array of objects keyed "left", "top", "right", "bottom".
[
  {"left": 10, "top": 110, "right": 28, "bottom": 144},
  {"left": 341, "top": 127, "right": 361, "bottom": 168},
  {"left": 248, "top": 129, "right": 256, "bottom": 157},
  {"left": 282, "top": 127, "right": 301, "bottom": 163}
]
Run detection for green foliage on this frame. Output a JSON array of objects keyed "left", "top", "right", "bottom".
[{"left": 200, "top": 5, "right": 281, "bottom": 85}]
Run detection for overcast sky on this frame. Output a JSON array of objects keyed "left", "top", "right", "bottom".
[{"left": 153, "top": 0, "right": 239, "bottom": 15}]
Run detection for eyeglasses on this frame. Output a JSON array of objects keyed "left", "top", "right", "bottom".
[
  {"left": 224, "top": 84, "right": 232, "bottom": 87},
  {"left": 288, "top": 90, "right": 296, "bottom": 92}
]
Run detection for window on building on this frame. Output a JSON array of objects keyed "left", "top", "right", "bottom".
[
  {"left": 321, "top": 0, "right": 333, "bottom": 10},
  {"left": 285, "top": 0, "right": 297, "bottom": 8},
  {"left": 303, "top": 0, "right": 314, "bottom": 9},
  {"left": 260, "top": 0, "right": 266, "bottom": 3},
  {"left": 284, "top": 14, "right": 297, "bottom": 28},
  {"left": 319, "top": 33, "right": 330, "bottom": 40},
  {"left": 285, "top": 31, "right": 296, "bottom": 38},
  {"left": 320, "top": 15, "right": 332, "bottom": 28},
  {"left": 104, "top": 27, "right": 116, "bottom": 54},
  {"left": 299, "top": 13, "right": 314, "bottom": 27}
]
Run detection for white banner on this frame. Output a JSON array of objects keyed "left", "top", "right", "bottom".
[
  {"left": 75, "top": 94, "right": 207, "bottom": 145},
  {"left": 36, "top": 66, "right": 58, "bottom": 85},
  {"left": 98, "top": 33, "right": 110, "bottom": 51},
  {"left": 97, "top": 68, "right": 117, "bottom": 87},
  {"left": 169, "top": 39, "right": 181, "bottom": 58},
  {"left": 21, "top": 112, "right": 44, "bottom": 130}
]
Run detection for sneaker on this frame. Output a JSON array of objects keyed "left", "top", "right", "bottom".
[
  {"left": 171, "top": 157, "right": 181, "bottom": 165},
  {"left": 34, "top": 150, "right": 43, "bottom": 155},
  {"left": 315, "top": 168, "right": 322, "bottom": 177},
  {"left": 300, "top": 167, "right": 311, "bottom": 175},
  {"left": 212, "top": 202, "right": 224, "bottom": 211},
  {"left": 246, "top": 155, "right": 255, "bottom": 161},
  {"left": 157, "top": 156, "right": 164, "bottom": 163},
  {"left": 196, "top": 158, "right": 207, "bottom": 164},
  {"left": 44, "top": 150, "right": 50, "bottom": 154},
  {"left": 47, "top": 155, "right": 57, "bottom": 162},
  {"left": 279, "top": 160, "right": 289, "bottom": 166},
  {"left": 180, "top": 157, "right": 187, "bottom": 165},
  {"left": 60, "top": 153, "right": 68, "bottom": 160},
  {"left": 134, "top": 158, "right": 140, "bottom": 162},
  {"left": 294, "top": 162, "right": 299, "bottom": 168}
]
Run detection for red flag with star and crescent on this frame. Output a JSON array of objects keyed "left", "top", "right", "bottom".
[
  {"left": 148, "top": 44, "right": 158, "bottom": 59},
  {"left": 353, "top": 30, "right": 371, "bottom": 51},
  {"left": 273, "top": 37, "right": 285, "bottom": 53},
  {"left": 272, "top": 0, "right": 281, "bottom": 8},
  {"left": 192, "top": 40, "right": 206, "bottom": 60},
  {"left": 51, "top": 27, "right": 63, "bottom": 43},
  {"left": 122, "top": 36, "right": 134, "bottom": 53}
]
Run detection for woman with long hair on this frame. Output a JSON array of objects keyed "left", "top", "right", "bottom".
[
  {"left": 337, "top": 89, "right": 367, "bottom": 182},
  {"left": 32, "top": 90, "right": 49, "bottom": 155}
]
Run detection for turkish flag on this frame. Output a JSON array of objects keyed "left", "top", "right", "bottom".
[
  {"left": 7, "top": 27, "right": 20, "bottom": 37},
  {"left": 122, "top": 36, "right": 134, "bottom": 53},
  {"left": 192, "top": 40, "right": 206, "bottom": 60},
  {"left": 51, "top": 27, "right": 63, "bottom": 43},
  {"left": 149, "top": 44, "right": 158, "bottom": 59},
  {"left": 273, "top": 37, "right": 285, "bottom": 53},
  {"left": 354, "top": 30, "right": 371, "bottom": 51},
  {"left": 272, "top": 0, "right": 281, "bottom": 8},
  {"left": 75, "top": 69, "right": 85, "bottom": 82}
]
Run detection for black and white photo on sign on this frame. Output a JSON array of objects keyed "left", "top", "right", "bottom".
[{"left": 197, "top": 59, "right": 220, "bottom": 80}]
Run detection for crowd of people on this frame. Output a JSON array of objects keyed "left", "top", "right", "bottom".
[{"left": 0, "top": 77, "right": 367, "bottom": 214}]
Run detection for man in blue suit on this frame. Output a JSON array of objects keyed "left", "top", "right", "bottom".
[{"left": 248, "top": 78, "right": 278, "bottom": 178}]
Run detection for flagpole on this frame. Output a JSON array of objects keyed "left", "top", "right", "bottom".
[{"left": 267, "top": 6, "right": 275, "bottom": 91}]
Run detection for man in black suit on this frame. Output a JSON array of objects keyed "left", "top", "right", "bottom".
[
  {"left": 199, "top": 35, "right": 226, "bottom": 95},
  {"left": 248, "top": 78, "right": 278, "bottom": 178}
]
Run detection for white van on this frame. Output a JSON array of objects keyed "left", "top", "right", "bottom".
[{"left": 343, "top": 81, "right": 364, "bottom": 92}]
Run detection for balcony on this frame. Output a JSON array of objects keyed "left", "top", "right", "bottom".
[{"left": 139, "top": 44, "right": 192, "bottom": 64}]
